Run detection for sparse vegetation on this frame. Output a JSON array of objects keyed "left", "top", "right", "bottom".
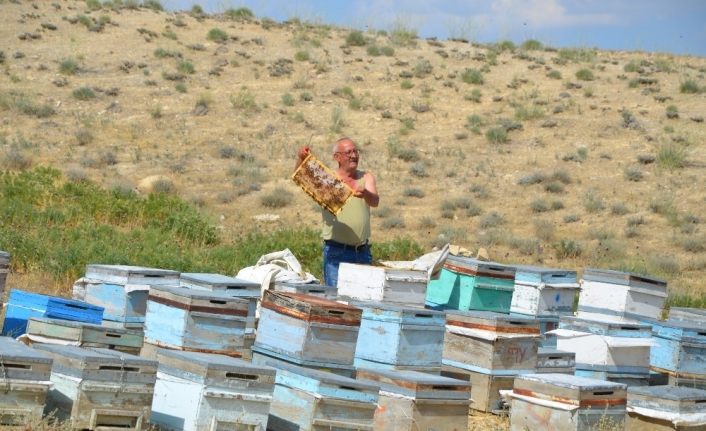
[
  {"left": 461, "top": 68, "right": 484, "bottom": 85},
  {"left": 260, "top": 187, "right": 293, "bottom": 208},
  {"left": 72, "top": 86, "right": 96, "bottom": 100},
  {"left": 345, "top": 30, "right": 366, "bottom": 47},
  {"left": 207, "top": 28, "right": 228, "bottom": 42},
  {"left": 59, "top": 58, "right": 79, "bottom": 75}
]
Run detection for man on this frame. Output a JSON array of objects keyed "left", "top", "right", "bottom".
[{"left": 297, "top": 137, "right": 379, "bottom": 287}]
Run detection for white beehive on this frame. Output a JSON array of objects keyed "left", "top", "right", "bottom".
[{"left": 510, "top": 265, "right": 580, "bottom": 317}]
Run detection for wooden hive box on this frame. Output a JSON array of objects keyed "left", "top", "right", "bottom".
[
  {"left": 353, "top": 302, "right": 445, "bottom": 371},
  {"left": 143, "top": 285, "right": 253, "bottom": 358},
  {"left": 151, "top": 349, "right": 276, "bottom": 431},
  {"left": 2, "top": 288, "right": 104, "bottom": 337},
  {"left": 443, "top": 310, "right": 540, "bottom": 375},
  {"left": 556, "top": 316, "right": 653, "bottom": 385},
  {"left": 668, "top": 307, "right": 706, "bottom": 324},
  {"left": 0, "top": 250, "right": 9, "bottom": 296},
  {"left": 267, "top": 362, "right": 379, "bottom": 431},
  {"left": 510, "top": 373, "right": 627, "bottom": 431},
  {"left": 578, "top": 268, "right": 667, "bottom": 321},
  {"left": 426, "top": 256, "right": 516, "bottom": 313},
  {"left": 179, "top": 272, "right": 261, "bottom": 332},
  {"left": 356, "top": 367, "right": 471, "bottom": 431},
  {"left": 83, "top": 264, "right": 180, "bottom": 329},
  {"left": 441, "top": 364, "right": 514, "bottom": 414},
  {"left": 254, "top": 291, "right": 361, "bottom": 368},
  {"left": 626, "top": 385, "right": 706, "bottom": 431},
  {"left": 650, "top": 319, "right": 706, "bottom": 377},
  {"left": 337, "top": 263, "right": 430, "bottom": 306},
  {"left": 536, "top": 347, "right": 576, "bottom": 374},
  {"left": 0, "top": 337, "right": 53, "bottom": 428},
  {"left": 35, "top": 345, "right": 157, "bottom": 430},
  {"left": 510, "top": 265, "right": 579, "bottom": 317},
  {"left": 26, "top": 317, "right": 143, "bottom": 355},
  {"left": 273, "top": 281, "right": 338, "bottom": 299}
]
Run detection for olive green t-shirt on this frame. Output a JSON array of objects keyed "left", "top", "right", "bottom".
[{"left": 321, "top": 175, "right": 370, "bottom": 245}]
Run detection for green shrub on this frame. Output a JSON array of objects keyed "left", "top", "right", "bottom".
[
  {"left": 142, "top": 0, "right": 163, "bottom": 11},
  {"left": 366, "top": 45, "right": 381, "bottom": 56},
  {"left": 72, "top": 87, "right": 96, "bottom": 100},
  {"left": 281, "top": 93, "right": 295, "bottom": 106},
  {"left": 546, "top": 70, "right": 561, "bottom": 79},
  {"left": 575, "top": 68, "right": 594, "bottom": 81},
  {"left": 554, "top": 239, "right": 582, "bottom": 259},
  {"left": 294, "top": 50, "right": 310, "bottom": 61},
  {"left": 260, "top": 187, "right": 293, "bottom": 208},
  {"left": 680, "top": 79, "right": 700, "bottom": 94},
  {"left": 381, "top": 217, "right": 405, "bottom": 229},
  {"left": 624, "top": 167, "right": 643, "bottom": 182},
  {"left": 656, "top": 143, "right": 688, "bottom": 169},
  {"left": 230, "top": 87, "right": 259, "bottom": 113},
  {"left": 345, "top": 30, "right": 366, "bottom": 47},
  {"left": 461, "top": 68, "right": 483, "bottom": 85},
  {"left": 665, "top": 105, "right": 679, "bottom": 119},
  {"left": 479, "top": 211, "right": 504, "bottom": 228},
  {"left": 485, "top": 127, "right": 508, "bottom": 143},
  {"left": 177, "top": 60, "right": 195, "bottom": 74},
  {"left": 409, "top": 163, "right": 427, "bottom": 178},
  {"left": 403, "top": 188, "right": 425, "bottom": 198},
  {"left": 400, "top": 79, "right": 413, "bottom": 90},
  {"left": 380, "top": 46, "right": 395, "bottom": 56},
  {"left": 59, "top": 58, "right": 79, "bottom": 75},
  {"left": 225, "top": 7, "right": 254, "bottom": 19},
  {"left": 521, "top": 39, "right": 543, "bottom": 50},
  {"left": 207, "top": 28, "right": 228, "bottom": 42},
  {"left": 390, "top": 25, "right": 417, "bottom": 47}
]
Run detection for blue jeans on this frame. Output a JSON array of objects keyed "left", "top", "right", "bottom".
[{"left": 323, "top": 241, "right": 372, "bottom": 287}]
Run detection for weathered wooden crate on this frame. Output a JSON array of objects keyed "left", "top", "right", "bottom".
[
  {"left": 267, "top": 361, "right": 379, "bottom": 431},
  {"left": 626, "top": 385, "right": 706, "bottom": 431},
  {"left": 509, "top": 373, "right": 627, "bottom": 431},
  {"left": 337, "top": 262, "right": 429, "bottom": 306},
  {"left": 510, "top": 265, "right": 579, "bottom": 317},
  {"left": 556, "top": 316, "right": 653, "bottom": 384},
  {"left": 85, "top": 264, "right": 179, "bottom": 286},
  {"left": 426, "top": 256, "right": 516, "bottom": 313},
  {"left": 667, "top": 374, "right": 706, "bottom": 391},
  {"left": 2, "top": 289, "right": 104, "bottom": 337},
  {"left": 144, "top": 285, "right": 253, "bottom": 357},
  {"left": 26, "top": 317, "right": 143, "bottom": 355},
  {"left": 353, "top": 302, "right": 445, "bottom": 370},
  {"left": 668, "top": 307, "right": 706, "bottom": 324},
  {"left": 0, "top": 337, "right": 53, "bottom": 427},
  {"left": 356, "top": 367, "right": 470, "bottom": 431},
  {"left": 0, "top": 250, "right": 9, "bottom": 296},
  {"left": 151, "top": 349, "right": 275, "bottom": 431},
  {"left": 252, "top": 344, "right": 355, "bottom": 378},
  {"left": 179, "top": 272, "right": 261, "bottom": 331},
  {"left": 574, "top": 369, "right": 649, "bottom": 387},
  {"left": 537, "top": 348, "right": 576, "bottom": 374},
  {"left": 651, "top": 319, "right": 706, "bottom": 376},
  {"left": 36, "top": 345, "right": 157, "bottom": 430},
  {"left": 443, "top": 310, "right": 540, "bottom": 375},
  {"left": 578, "top": 268, "right": 667, "bottom": 321},
  {"left": 254, "top": 291, "right": 361, "bottom": 367},
  {"left": 441, "top": 364, "right": 514, "bottom": 414},
  {"left": 273, "top": 281, "right": 338, "bottom": 299}
]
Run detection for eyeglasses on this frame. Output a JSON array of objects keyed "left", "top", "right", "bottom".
[{"left": 336, "top": 149, "right": 359, "bottom": 157}]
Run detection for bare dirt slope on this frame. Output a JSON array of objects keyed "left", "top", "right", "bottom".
[{"left": 1, "top": 1, "right": 705, "bottom": 297}]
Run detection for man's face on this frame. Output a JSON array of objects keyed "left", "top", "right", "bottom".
[{"left": 334, "top": 140, "right": 359, "bottom": 169}]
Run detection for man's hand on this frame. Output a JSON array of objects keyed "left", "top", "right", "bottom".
[{"left": 297, "top": 146, "right": 311, "bottom": 163}]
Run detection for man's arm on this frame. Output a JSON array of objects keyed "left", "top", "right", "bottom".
[{"left": 360, "top": 171, "right": 379, "bottom": 208}]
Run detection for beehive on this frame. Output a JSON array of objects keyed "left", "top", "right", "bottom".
[
  {"left": 578, "top": 268, "right": 667, "bottom": 321},
  {"left": 441, "top": 364, "right": 514, "bottom": 414},
  {"left": 2, "top": 289, "right": 104, "bottom": 337},
  {"left": 26, "top": 317, "right": 143, "bottom": 355},
  {"left": 536, "top": 347, "right": 576, "bottom": 374},
  {"left": 509, "top": 373, "right": 627, "bottom": 431},
  {"left": 36, "top": 345, "right": 156, "bottom": 430},
  {"left": 0, "top": 337, "right": 53, "bottom": 427},
  {"left": 510, "top": 265, "right": 579, "bottom": 317},
  {"left": 353, "top": 302, "right": 445, "bottom": 371},
  {"left": 556, "top": 316, "right": 653, "bottom": 385},
  {"left": 254, "top": 291, "right": 361, "bottom": 367},
  {"left": 337, "top": 262, "right": 430, "bottom": 306},
  {"left": 356, "top": 367, "right": 471, "bottom": 431},
  {"left": 668, "top": 307, "right": 706, "bottom": 324},
  {"left": 627, "top": 385, "right": 706, "bottom": 431},
  {"left": 273, "top": 281, "right": 338, "bottom": 299},
  {"left": 651, "top": 319, "right": 706, "bottom": 379},
  {"left": 251, "top": 345, "right": 355, "bottom": 378},
  {"left": 443, "top": 310, "right": 540, "bottom": 375},
  {"left": 426, "top": 256, "right": 516, "bottom": 313},
  {"left": 151, "top": 349, "right": 275, "bottom": 431},
  {"left": 267, "top": 362, "right": 379, "bottom": 431},
  {"left": 144, "top": 285, "right": 252, "bottom": 357}
]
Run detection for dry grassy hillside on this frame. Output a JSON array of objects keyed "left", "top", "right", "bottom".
[{"left": 1, "top": 1, "right": 705, "bottom": 299}]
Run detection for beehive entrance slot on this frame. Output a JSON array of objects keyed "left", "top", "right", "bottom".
[
  {"left": 99, "top": 365, "right": 139, "bottom": 372},
  {"left": 225, "top": 372, "right": 258, "bottom": 380},
  {"left": 593, "top": 391, "right": 614, "bottom": 396},
  {"left": 328, "top": 310, "right": 344, "bottom": 315}
]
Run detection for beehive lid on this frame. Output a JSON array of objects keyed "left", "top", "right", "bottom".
[
  {"left": 582, "top": 268, "right": 667, "bottom": 290},
  {"left": 353, "top": 301, "right": 445, "bottom": 326},
  {"left": 668, "top": 307, "right": 706, "bottom": 324},
  {"left": 27, "top": 317, "right": 143, "bottom": 345},
  {"left": 0, "top": 336, "right": 53, "bottom": 380},
  {"left": 179, "top": 273, "right": 260, "bottom": 292},
  {"left": 272, "top": 361, "right": 379, "bottom": 403},
  {"left": 274, "top": 281, "right": 337, "bottom": 298},
  {"left": 356, "top": 367, "right": 470, "bottom": 400},
  {"left": 628, "top": 385, "right": 706, "bottom": 414},
  {"left": 85, "top": 264, "right": 179, "bottom": 285},
  {"left": 559, "top": 316, "right": 652, "bottom": 338},
  {"left": 444, "top": 255, "right": 516, "bottom": 279},
  {"left": 651, "top": 319, "right": 706, "bottom": 343},
  {"left": 514, "top": 373, "right": 626, "bottom": 406},
  {"left": 446, "top": 310, "right": 540, "bottom": 336},
  {"left": 34, "top": 344, "right": 156, "bottom": 381},
  {"left": 157, "top": 348, "right": 275, "bottom": 383},
  {"left": 261, "top": 290, "right": 361, "bottom": 325},
  {"left": 148, "top": 285, "right": 250, "bottom": 315},
  {"left": 514, "top": 265, "right": 578, "bottom": 286}
]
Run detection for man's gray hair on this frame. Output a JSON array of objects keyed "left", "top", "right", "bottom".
[{"left": 332, "top": 137, "right": 354, "bottom": 154}]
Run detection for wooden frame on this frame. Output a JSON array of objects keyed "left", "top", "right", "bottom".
[{"left": 292, "top": 153, "right": 352, "bottom": 215}]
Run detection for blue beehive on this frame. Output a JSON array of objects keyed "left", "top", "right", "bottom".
[
  {"left": 144, "top": 285, "right": 253, "bottom": 357},
  {"left": 84, "top": 264, "right": 179, "bottom": 328},
  {"left": 2, "top": 289, "right": 104, "bottom": 337},
  {"left": 650, "top": 319, "right": 706, "bottom": 377},
  {"left": 353, "top": 302, "right": 445, "bottom": 371}
]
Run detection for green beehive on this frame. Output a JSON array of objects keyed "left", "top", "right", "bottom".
[{"left": 425, "top": 256, "right": 515, "bottom": 313}]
